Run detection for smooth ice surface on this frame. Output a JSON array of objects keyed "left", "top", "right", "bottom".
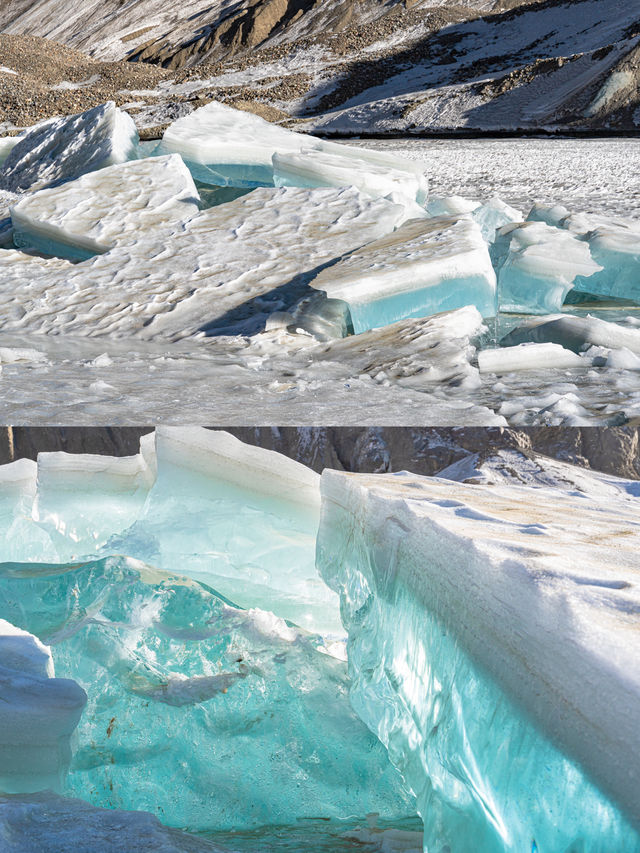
[
  {"left": 478, "top": 342, "right": 585, "bottom": 373},
  {"left": 493, "top": 220, "right": 602, "bottom": 313},
  {"left": 0, "top": 792, "right": 232, "bottom": 852},
  {"left": 0, "top": 186, "right": 405, "bottom": 340},
  {"left": 317, "top": 467, "right": 640, "bottom": 851},
  {"left": 311, "top": 216, "right": 497, "bottom": 332},
  {"left": 10, "top": 154, "right": 200, "bottom": 260},
  {"left": 0, "top": 620, "right": 87, "bottom": 795},
  {"left": 0, "top": 103, "right": 138, "bottom": 194}
]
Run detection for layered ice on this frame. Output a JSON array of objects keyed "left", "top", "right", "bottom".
[
  {"left": 493, "top": 220, "right": 602, "bottom": 313},
  {"left": 0, "top": 102, "right": 138, "bottom": 194},
  {"left": 0, "top": 620, "right": 87, "bottom": 795},
  {"left": 310, "top": 216, "right": 497, "bottom": 333},
  {"left": 317, "top": 468, "right": 640, "bottom": 851},
  {"left": 0, "top": 186, "right": 405, "bottom": 339},
  {"left": 10, "top": 154, "right": 200, "bottom": 260}
]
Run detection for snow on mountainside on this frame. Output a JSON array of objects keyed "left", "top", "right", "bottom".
[{"left": 0, "top": 0, "right": 638, "bottom": 133}]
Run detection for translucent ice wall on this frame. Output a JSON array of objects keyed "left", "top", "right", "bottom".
[
  {"left": 0, "top": 429, "right": 413, "bottom": 830},
  {"left": 316, "top": 470, "right": 640, "bottom": 852}
]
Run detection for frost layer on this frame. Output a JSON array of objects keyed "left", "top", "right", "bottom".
[
  {"left": 0, "top": 102, "right": 138, "bottom": 194},
  {"left": 10, "top": 154, "right": 199, "bottom": 260},
  {"left": 0, "top": 620, "right": 87, "bottom": 795},
  {"left": 316, "top": 469, "right": 640, "bottom": 851}
]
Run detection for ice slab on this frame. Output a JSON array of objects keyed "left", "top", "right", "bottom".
[
  {"left": 10, "top": 154, "right": 200, "bottom": 260},
  {"left": 0, "top": 102, "right": 138, "bottom": 194},
  {"left": 317, "top": 469, "right": 640, "bottom": 851},
  {"left": 0, "top": 556, "right": 412, "bottom": 830},
  {"left": 160, "top": 101, "right": 428, "bottom": 201},
  {"left": 0, "top": 186, "right": 405, "bottom": 340},
  {"left": 105, "top": 427, "right": 338, "bottom": 635},
  {"left": 501, "top": 313, "right": 640, "bottom": 355},
  {"left": 0, "top": 620, "right": 87, "bottom": 795},
  {"left": 478, "top": 342, "right": 585, "bottom": 373},
  {"left": 471, "top": 196, "right": 522, "bottom": 243},
  {"left": 310, "top": 215, "right": 497, "bottom": 333},
  {"left": 273, "top": 147, "right": 427, "bottom": 217},
  {"left": 426, "top": 195, "right": 479, "bottom": 218},
  {"left": 0, "top": 792, "right": 233, "bottom": 852},
  {"left": 493, "top": 220, "right": 602, "bottom": 314},
  {"left": 32, "top": 450, "right": 155, "bottom": 562},
  {"left": 526, "top": 206, "right": 640, "bottom": 304}
]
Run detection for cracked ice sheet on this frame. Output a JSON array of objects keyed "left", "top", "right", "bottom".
[
  {"left": 10, "top": 154, "right": 200, "bottom": 260},
  {"left": 0, "top": 309, "right": 505, "bottom": 425},
  {"left": 0, "top": 186, "right": 405, "bottom": 339}
]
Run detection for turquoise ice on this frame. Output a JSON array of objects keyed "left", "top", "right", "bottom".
[{"left": 0, "top": 555, "right": 412, "bottom": 831}]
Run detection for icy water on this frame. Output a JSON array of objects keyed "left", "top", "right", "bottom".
[
  {"left": 3, "top": 138, "right": 640, "bottom": 426},
  {"left": 200, "top": 817, "right": 424, "bottom": 851}
]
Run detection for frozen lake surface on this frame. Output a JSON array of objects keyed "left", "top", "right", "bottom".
[{"left": 2, "top": 132, "right": 640, "bottom": 425}]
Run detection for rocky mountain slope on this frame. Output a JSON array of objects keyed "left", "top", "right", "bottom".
[
  {"left": 1, "top": 0, "right": 638, "bottom": 133},
  {"left": 2, "top": 427, "right": 639, "bottom": 481}
]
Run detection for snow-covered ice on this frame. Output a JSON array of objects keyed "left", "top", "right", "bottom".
[
  {"left": 0, "top": 102, "right": 138, "bottom": 194},
  {"left": 317, "top": 461, "right": 640, "bottom": 850},
  {"left": 310, "top": 216, "right": 497, "bottom": 332},
  {"left": 10, "top": 154, "right": 199, "bottom": 260}
]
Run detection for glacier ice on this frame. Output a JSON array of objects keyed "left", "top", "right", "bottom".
[
  {"left": 0, "top": 103, "right": 138, "bottom": 195},
  {"left": 10, "top": 154, "right": 200, "bottom": 260},
  {"left": 310, "top": 215, "right": 497, "bottom": 333},
  {"left": 0, "top": 619, "right": 87, "bottom": 795},
  {"left": 317, "top": 468, "right": 640, "bottom": 851},
  {"left": 493, "top": 220, "right": 602, "bottom": 313},
  {"left": 0, "top": 186, "right": 405, "bottom": 339}
]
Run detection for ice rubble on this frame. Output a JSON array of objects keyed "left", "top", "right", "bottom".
[
  {"left": 0, "top": 619, "right": 87, "bottom": 795},
  {"left": 0, "top": 429, "right": 412, "bottom": 830},
  {"left": 501, "top": 313, "right": 640, "bottom": 355},
  {"left": 310, "top": 216, "right": 497, "bottom": 333},
  {"left": 0, "top": 793, "right": 231, "bottom": 853},
  {"left": 492, "top": 219, "right": 602, "bottom": 313},
  {"left": 0, "top": 186, "right": 406, "bottom": 339},
  {"left": 317, "top": 466, "right": 640, "bottom": 851},
  {"left": 0, "top": 102, "right": 138, "bottom": 194},
  {"left": 10, "top": 154, "right": 200, "bottom": 260},
  {"left": 525, "top": 204, "right": 640, "bottom": 305}
]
